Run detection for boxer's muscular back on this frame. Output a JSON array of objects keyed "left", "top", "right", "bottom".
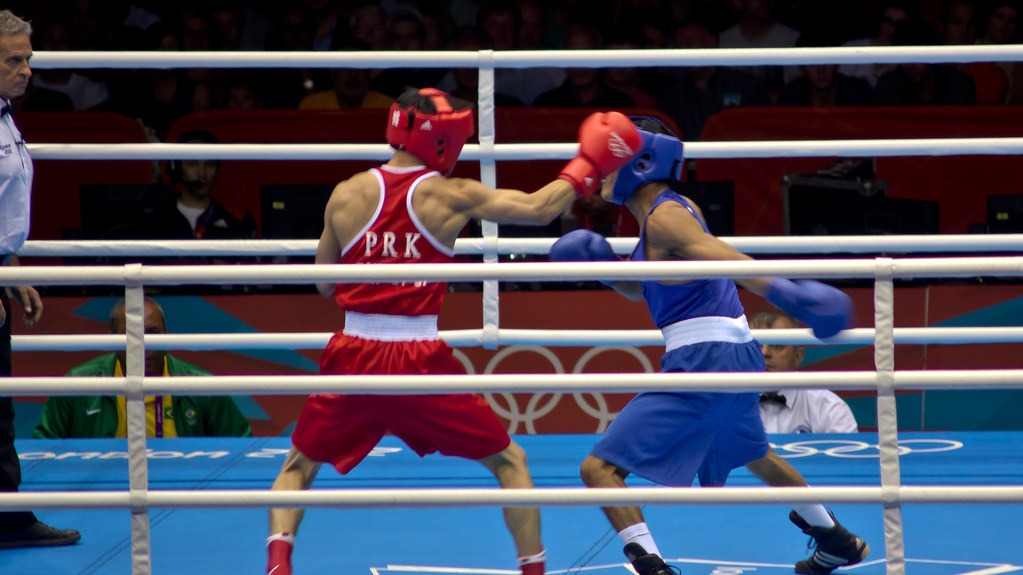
[
  {"left": 324, "top": 169, "right": 481, "bottom": 253},
  {"left": 328, "top": 165, "right": 455, "bottom": 316}
]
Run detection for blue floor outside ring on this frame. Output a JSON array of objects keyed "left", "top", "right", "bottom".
[{"left": 2, "top": 432, "right": 1022, "bottom": 575}]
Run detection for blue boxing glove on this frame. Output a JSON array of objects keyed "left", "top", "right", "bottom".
[
  {"left": 550, "top": 229, "right": 618, "bottom": 285},
  {"left": 550, "top": 229, "right": 617, "bottom": 262},
  {"left": 765, "top": 279, "right": 853, "bottom": 339}
]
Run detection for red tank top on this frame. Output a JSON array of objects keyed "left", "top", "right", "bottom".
[{"left": 334, "top": 165, "right": 454, "bottom": 316}]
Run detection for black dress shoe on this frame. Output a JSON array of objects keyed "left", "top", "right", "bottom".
[{"left": 0, "top": 521, "right": 82, "bottom": 549}]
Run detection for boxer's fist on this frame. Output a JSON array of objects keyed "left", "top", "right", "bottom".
[
  {"left": 550, "top": 229, "right": 617, "bottom": 262},
  {"left": 559, "top": 112, "right": 641, "bottom": 197},
  {"left": 766, "top": 279, "right": 853, "bottom": 339}
]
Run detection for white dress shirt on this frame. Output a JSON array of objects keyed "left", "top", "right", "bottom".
[
  {"left": 759, "top": 389, "right": 859, "bottom": 434},
  {"left": 0, "top": 100, "right": 33, "bottom": 255}
]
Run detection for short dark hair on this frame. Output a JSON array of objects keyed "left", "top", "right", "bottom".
[
  {"left": 561, "top": 21, "right": 604, "bottom": 48},
  {"left": 795, "top": 30, "right": 843, "bottom": 48},
  {"left": 891, "top": 17, "right": 940, "bottom": 46},
  {"left": 176, "top": 129, "right": 219, "bottom": 145},
  {"left": 331, "top": 31, "right": 371, "bottom": 52},
  {"left": 881, "top": 0, "right": 921, "bottom": 20},
  {"left": 170, "top": 130, "right": 220, "bottom": 180},
  {"left": 448, "top": 25, "right": 494, "bottom": 50},
  {"left": 476, "top": 0, "right": 521, "bottom": 29},
  {"left": 395, "top": 88, "right": 473, "bottom": 114},
  {"left": 633, "top": 117, "right": 678, "bottom": 139},
  {"left": 389, "top": 7, "right": 427, "bottom": 38}
]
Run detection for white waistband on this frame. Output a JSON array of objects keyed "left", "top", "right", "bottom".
[
  {"left": 343, "top": 311, "right": 439, "bottom": 342},
  {"left": 662, "top": 315, "right": 753, "bottom": 352}
]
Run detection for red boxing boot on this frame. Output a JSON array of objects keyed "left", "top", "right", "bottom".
[
  {"left": 519, "top": 549, "right": 546, "bottom": 575},
  {"left": 266, "top": 533, "right": 294, "bottom": 575}
]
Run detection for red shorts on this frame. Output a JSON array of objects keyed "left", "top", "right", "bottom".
[{"left": 292, "top": 333, "right": 511, "bottom": 473}]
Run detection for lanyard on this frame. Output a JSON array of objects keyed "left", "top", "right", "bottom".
[
  {"left": 193, "top": 203, "right": 219, "bottom": 239},
  {"left": 154, "top": 396, "right": 163, "bottom": 438}
]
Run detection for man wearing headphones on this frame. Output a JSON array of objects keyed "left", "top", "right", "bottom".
[{"left": 166, "top": 130, "right": 255, "bottom": 242}]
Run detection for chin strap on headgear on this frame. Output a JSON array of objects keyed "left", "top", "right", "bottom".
[
  {"left": 610, "top": 117, "right": 685, "bottom": 205},
  {"left": 385, "top": 88, "right": 475, "bottom": 175}
]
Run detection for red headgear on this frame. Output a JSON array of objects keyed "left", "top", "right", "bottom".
[{"left": 385, "top": 88, "right": 475, "bottom": 175}]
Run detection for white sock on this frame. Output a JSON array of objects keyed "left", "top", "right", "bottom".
[
  {"left": 518, "top": 549, "right": 546, "bottom": 565},
  {"left": 792, "top": 505, "right": 836, "bottom": 528},
  {"left": 618, "top": 522, "right": 661, "bottom": 557},
  {"left": 266, "top": 532, "right": 295, "bottom": 546}
]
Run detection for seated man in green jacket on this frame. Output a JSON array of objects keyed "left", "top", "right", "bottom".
[{"left": 34, "top": 297, "right": 252, "bottom": 438}]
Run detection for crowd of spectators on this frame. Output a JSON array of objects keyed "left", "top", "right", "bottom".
[
  {"left": 5, "top": 0, "right": 1020, "bottom": 245},
  {"left": 8, "top": 0, "right": 1021, "bottom": 143}
]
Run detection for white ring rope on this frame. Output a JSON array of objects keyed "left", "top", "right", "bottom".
[
  {"left": 12, "top": 326, "right": 1023, "bottom": 352},
  {"left": 17, "top": 235, "right": 1023, "bottom": 257},
  {"left": 3, "top": 369, "right": 1023, "bottom": 396},
  {"left": 17, "top": 235, "right": 1023, "bottom": 258},
  {"left": 2, "top": 257, "right": 1021, "bottom": 285},
  {"left": 29, "top": 45, "right": 1023, "bottom": 69},
  {"left": 26, "top": 138, "right": 1023, "bottom": 160},
  {"left": 3, "top": 485, "right": 1023, "bottom": 512}
]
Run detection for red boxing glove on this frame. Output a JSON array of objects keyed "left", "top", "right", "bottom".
[{"left": 559, "top": 111, "right": 642, "bottom": 198}]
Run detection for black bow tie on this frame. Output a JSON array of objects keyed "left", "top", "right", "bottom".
[{"left": 760, "top": 392, "right": 787, "bottom": 406}]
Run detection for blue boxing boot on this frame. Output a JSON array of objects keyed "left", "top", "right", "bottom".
[
  {"left": 789, "top": 511, "right": 869, "bottom": 574},
  {"left": 623, "top": 543, "right": 680, "bottom": 575}
]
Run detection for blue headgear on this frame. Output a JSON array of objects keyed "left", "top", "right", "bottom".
[{"left": 610, "top": 117, "right": 685, "bottom": 205}]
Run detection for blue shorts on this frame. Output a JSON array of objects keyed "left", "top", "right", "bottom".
[{"left": 589, "top": 340, "right": 769, "bottom": 487}]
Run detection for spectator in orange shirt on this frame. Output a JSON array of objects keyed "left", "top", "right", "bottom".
[{"left": 299, "top": 36, "right": 392, "bottom": 110}]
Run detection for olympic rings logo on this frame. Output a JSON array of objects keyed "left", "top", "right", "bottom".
[
  {"left": 455, "top": 347, "right": 958, "bottom": 450},
  {"left": 452, "top": 345, "right": 655, "bottom": 434},
  {"left": 772, "top": 439, "right": 964, "bottom": 458}
]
